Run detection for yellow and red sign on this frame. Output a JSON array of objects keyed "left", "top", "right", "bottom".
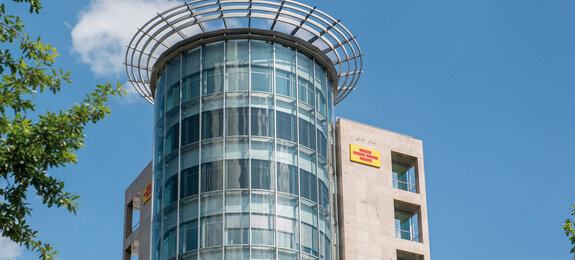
[
  {"left": 350, "top": 144, "right": 381, "bottom": 168},
  {"left": 142, "top": 181, "right": 152, "bottom": 205}
]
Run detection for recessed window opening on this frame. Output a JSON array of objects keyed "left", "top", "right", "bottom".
[
  {"left": 397, "top": 249, "right": 424, "bottom": 260},
  {"left": 394, "top": 201, "right": 421, "bottom": 243},
  {"left": 391, "top": 153, "right": 418, "bottom": 193}
]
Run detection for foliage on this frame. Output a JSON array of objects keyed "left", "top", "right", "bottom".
[
  {"left": 565, "top": 205, "right": 575, "bottom": 255},
  {"left": 0, "top": 0, "right": 125, "bottom": 259}
]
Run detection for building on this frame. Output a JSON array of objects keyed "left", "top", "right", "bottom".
[{"left": 122, "top": 1, "right": 430, "bottom": 260}]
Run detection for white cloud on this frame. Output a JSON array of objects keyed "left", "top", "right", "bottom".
[
  {"left": 0, "top": 237, "right": 22, "bottom": 260},
  {"left": 71, "top": 0, "right": 179, "bottom": 78}
]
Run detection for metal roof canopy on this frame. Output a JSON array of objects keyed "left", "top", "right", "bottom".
[{"left": 125, "top": 0, "right": 363, "bottom": 105}]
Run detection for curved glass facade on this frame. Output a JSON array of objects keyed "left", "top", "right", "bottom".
[{"left": 152, "top": 39, "right": 335, "bottom": 260}]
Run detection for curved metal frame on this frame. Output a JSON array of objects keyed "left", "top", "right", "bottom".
[{"left": 125, "top": 0, "right": 363, "bottom": 105}]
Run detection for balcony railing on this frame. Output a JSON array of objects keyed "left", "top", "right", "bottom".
[
  {"left": 393, "top": 179, "right": 417, "bottom": 193},
  {"left": 395, "top": 228, "right": 420, "bottom": 242}
]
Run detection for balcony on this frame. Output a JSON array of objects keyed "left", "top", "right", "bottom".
[{"left": 392, "top": 153, "right": 418, "bottom": 193}]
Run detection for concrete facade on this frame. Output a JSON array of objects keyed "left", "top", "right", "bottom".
[
  {"left": 336, "top": 118, "right": 431, "bottom": 260},
  {"left": 123, "top": 162, "right": 153, "bottom": 260}
]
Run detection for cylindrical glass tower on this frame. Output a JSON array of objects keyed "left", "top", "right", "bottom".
[
  {"left": 153, "top": 38, "right": 334, "bottom": 260},
  {"left": 125, "top": 1, "right": 362, "bottom": 260}
]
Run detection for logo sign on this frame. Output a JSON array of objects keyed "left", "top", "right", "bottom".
[
  {"left": 350, "top": 144, "right": 381, "bottom": 168},
  {"left": 142, "top": 181, "right": 152, "bottom": 205}
]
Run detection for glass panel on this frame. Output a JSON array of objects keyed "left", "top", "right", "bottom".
[
  {"left": 277, "top": 162, "right": 298, "bottom": 195},
  {"left": 225, "top": 246, "right": 249, "bottom": 259},
  {"left": 299, "top": 148, "right": 316, "bottom": 175},
  {"left": 226, "top": 92, "right": 249, "bottom": 108},
  {"left": 225, "top": 213, "right": 249, "bottom": 245},
  {"left": 252, "top": 66, "right": 273, "bottom": 93},
  {"left": 225, "top": 159, "right": 249, "bottom": 190},
  {"left": 201, "top": 161, "right": 223, "bottom": 192},
  {"left": 251, "top": 138, "right": 274, "bottom": 190},
  {"left": 199, "top": 248, "right": 223, "bottom": 259},
  {"left": 202, "top": 109, "right": 223, "bottom": 140},
  {"left": 300, "top": 169, "right": 317, "bottom": 203},
  {"left": 153, "top": 216, "right": 161, "bottom": 260},
  {"left": 252, "top": 248, "right": 276, "bottom": 259},
  {"left": 278, "top": 249, "right": 298, "bottom": 260},
  {"left": 317, "top": 157, "right": 328, "bottom": 210},
  {"left": 180, "top": 198, "right": 199, "bottom": 223},
  {"left": 301, "top": 201, "right": 318, "bottom": 257},
  {"left": 251, "top": 214, "right": 275, "bottom": 246},
  {"left": 226, "top": 40, "right": 249, "bottom": 64},
  {"left": 225, "top": 191, "right": 249, "bottom": 213},
  {"left": 226, "top": 40, "right": 249, "bottom": 92},
  {"left": 179, "top": 219, "right": 198, "bottom": 253},
  {"left": 298, "top": 104, "right": 315, "bottom": 151},
  {"left": 297, "top": 52, "right": 314, "bottom": 107},
  {"left": 163, "top": 204, "right": 177, "bottom": 231},
  {"left": 251, "top": 107, "right": 274, "bottom": 137},
  {"left": 277, "top": 194, "right": 298, "bottom": 219},
  {"left": 251, "top": 191, "right": 275, "bottom": 214},
  {"left": 182, "top": 99, "right": 200, "bottom": 146},
  {"left": 392, "top": 161, "right": 416, "bottom": 192},
  {"left": 395, "top": 210, "right": 419, "bottom": 242},
  {"left": 275, "top": 44, "right": 296, "bottom": 98},
  {"left": 162, "top": 228, "right": 177, "bottom": 260},
  {"left": 316, "top": 127, "right": 327, "bottom": 159},
  {"left": 166, "top": 56, "right": 180, "bottom": 112},
  {"left": 181, "top": 165, "right": 199, "bottom": 198},
  {"left": 163, "top": 174, "right": 178, "bottom": 206},
  {"left": 155, "top": 73, "right": 166, "bottom": 124},
  {"left": 165, "top": 123, "right": 179, "bottom": 153},
  {"left": 277, "top": 194, "right": 299, "bottom": 250},
  {"left": 252, "top": 159, "right": 274, "bottom": 190},
  {"left": 225, "top": 137, "right": 249, "bottom": 160},
  {"left": 276, "top": 98, "right": 297, "bottom": 142},
  {"left": 319, "top": 210, "right": 330, "bottom": 260},
  {"left": 201, "top": 94, "right": 223, "bottom": 140},
  {"left": 277, "top": 216, "right": 299, "bottom": 250},
  {"left": 180, "top": 251, "right": 198, "bottom": 260},
  {"left": 226, "top": 107, "right": 249, "bottom": 136},
  {"left": 201, "top": 193, "right": 223, "bottom": 217},
  {"left": 183, "top": 48, "right": 201, "bottom": 101},
  {"left": 251, "top": 40, "right": 273, "bottom": 93},
  {"left": 154, "top": 163, "right": 163, "bottom": 215},
  {"left": 314, "top": 64, "right": 327, "bottom": 116},
  {"left": 202, "top": 42, "right": 224, "bottom": 95},
  {"left": 202, "top": 139, "right": 223, "bottom": 163}
]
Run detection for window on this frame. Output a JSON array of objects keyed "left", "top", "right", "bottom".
[
  {"left": 251, "top": 107, "right": 274, "bottom": 137},
  {"left": 225, "top": 213, "right": 249, "bottom": 244},
  {"left": 226, "top": 40, "right": 249, "bottom": 92},
  {"left": 225, "top": 107, "right": 249, "bottom": 136},
  {"left": 179, "top": 220, "right": 198, "bottom": 253},
  {"left": 181, "top": 115, "right": 199, "bottom": 146},
  {"left": 300, "top": 169, "right": 317, "bottom": 203},
  {"left": 397, "top": 250, "right": 424, "bottom": 260},
  {"left": 277, "top": 111, "right": 297, "bottom": 142},
  {"left": 392, "top": 153, "right": 418, "bottom": 193},
  {"left": 182, "top": 48, "right": 200, "bottom": 101},
  {"left": 225, "top": 159, "right": 249, "bottom": 189},
  {"left": 201, "top": 109, "right": 223, "bottom": 139},
  {"left": 202, "top": 43, "right": 224, "bottom": 95},
  {"left": 277, "top": 162, "right": 298, "bottom": 195},
  {"left": 251, "top": 40, "right": 273, "bottom": 93},
  {"left": 394, "top": 201, "right": 421, "bottom": 242},
  {"left": 180, "top": 166, "right": 199, "bottom": 198},
  {"left": 201, "top": 161, "right": 223, "bottom": 192}
]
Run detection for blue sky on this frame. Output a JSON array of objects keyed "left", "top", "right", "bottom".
[{"left": 3, "top": 0, "right": 575, "bottom": 259}]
